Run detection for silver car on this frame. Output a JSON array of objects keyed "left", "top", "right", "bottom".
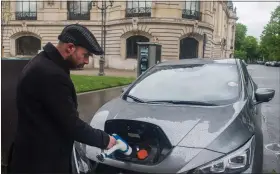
[{"left": 72, "top": 58, "right": 275, "bottom": 174}]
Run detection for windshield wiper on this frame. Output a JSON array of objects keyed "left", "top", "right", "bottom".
[
  {"left": 126, "top": 95, "right": 146, "bottom": 103},
  {"left": 146, "top": 100, "right": 217, "bottom": 106}
]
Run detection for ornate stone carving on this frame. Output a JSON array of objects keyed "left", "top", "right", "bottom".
[
  {"left": 1, "top": 1, "right": 12, "bottom": 25},
  {"left": 220, "top": 38, "right": 227, "bottom": 49},
  {"left": 22, "top": 21, "right": 27, "bottom": 31},
  {"left": 131, "top": 17, "right": 139, "bottom": 32},
  {"left": 47, "top": 0, "right": 55, "bottom": 7},
  {"left": 193, "top": 20, "right": 199, "bottom": 33},
  {"left": 153, "top": 37, "right": 159, "bottom": 43},
  {"left": 188, "top": 32, "right": 196, "bottom": 38}
]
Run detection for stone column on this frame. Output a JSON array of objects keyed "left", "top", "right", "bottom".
[
  {"left": 213, "top": 2, "right": 218, "bottom": 35},
  {"left": 227, "top": 21, "right": 232, "bottom": 55},
  {"left": 10, "top": 1, "right": 16, "bottom": 20},
  {"left": 219, "top": 3, "right": 223, "bottom": 36},
  {"left": 203, "top": 1, "right": 213, "bottom": 26},
  {"left": 223, "top": 11, "right": 226, "bottom": 39},
  {"left": 37, "top": 1, "right": 44, "bottom": 21},
  {"left": 231, "top": 21, "right": 236, "bottom": 51}
]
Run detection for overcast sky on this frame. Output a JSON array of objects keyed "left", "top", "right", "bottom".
[{"left": 233, "top": 1, "right": 279, "bottom": 40}]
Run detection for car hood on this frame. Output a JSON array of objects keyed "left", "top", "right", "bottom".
[{"left": 90, "top": 98, "right": 254, "bottom": 152}]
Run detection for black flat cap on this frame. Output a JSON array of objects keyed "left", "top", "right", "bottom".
[{"left": 58, "top": 24, "right": 104, "bottom": 55}]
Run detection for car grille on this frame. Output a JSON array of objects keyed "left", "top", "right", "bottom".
[
  {"left": 90, "top": 160, "right": 195, "bottom": 174},
  {"left": 93, "top": 162, "right": 150, "bottom": 174}
]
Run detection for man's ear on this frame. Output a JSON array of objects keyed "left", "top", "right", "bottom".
[{"left": 66, "top": 43, "right": 76, "bottom": 54}]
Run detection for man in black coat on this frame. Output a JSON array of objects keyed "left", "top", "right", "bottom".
[{"left": 8, "top": 24, "right": 116, "bottom": 173}]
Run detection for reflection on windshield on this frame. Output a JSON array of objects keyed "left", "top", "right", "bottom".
[{"left": 128, "top": 64, "right": 240, "bottom": 105}]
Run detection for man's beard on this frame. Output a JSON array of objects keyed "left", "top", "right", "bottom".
[{"left": 66, "top": 55, "right": 81, "bottom": 69}]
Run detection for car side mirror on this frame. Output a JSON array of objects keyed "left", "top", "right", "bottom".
[{"left": 255, "top": 88, "right": 275, "bottom": 105}]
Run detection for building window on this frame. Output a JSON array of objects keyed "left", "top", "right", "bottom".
[
  {"left": 16, "top": 36, "right": 41, "bottom": 56},
  {"left": 67, "top": 1, "right": 91, "bottom": 20},
  {"left": 16, "top": 0, "right": 37, "bottom": 20},
  {"left": 126, "top": 35, "right": 149, "bottom": 58},
  {"left": 182, "top": 1, "right": 201, "bottom": 20},
  {"left": 126, "top": 0, "right": 152, "bottom": 18},
  {"left": 179, "top": 37, "right": 199, "bottom": 59}
]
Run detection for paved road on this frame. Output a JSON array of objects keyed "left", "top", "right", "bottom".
[
  {"left": 77, "top": 87, "right": 124, "bottom": 123},
  {"left": 77, "top": 64, "right": 280, "bottom": 173},
  {"left": 247, "top": 65, "right": 280, "bottom": 173}
]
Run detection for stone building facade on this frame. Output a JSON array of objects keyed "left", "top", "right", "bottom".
[{"left": 1, "top": 0, "right": 238, "bottom": 70}]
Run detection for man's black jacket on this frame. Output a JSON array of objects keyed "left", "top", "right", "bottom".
[{"left": 9, "top": 43, "right": 110, "bottom": 173}]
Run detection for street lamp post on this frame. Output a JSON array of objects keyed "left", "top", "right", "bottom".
[{"left": 92, "top": 0, "right": 114, "bottom": 76}]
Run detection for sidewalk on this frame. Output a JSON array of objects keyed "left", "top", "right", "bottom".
[{"left": 70, "top": 68, "right": 137, "bottom": 78}]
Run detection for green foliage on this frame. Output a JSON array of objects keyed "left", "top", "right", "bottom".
[
  {"left": 235, "top": 23, "right": 248, "bottom": 51},
  {"left": 70, "top": 75, "right": 135, "bottom": 93},
  {"left": 259, "top": 5, "right": 280, "bottom": 61},
  {"left": 243, "top": 36, "right": 259, "bottom": 61},
  {"left": 234, "top": 50, "right": 247, "bottom": 60},
  {"left": 234, "top": 6, "right": 280, "bottom": 62},
  {"left": 234, "top": 24, "right": 259, "bottom": 62}
]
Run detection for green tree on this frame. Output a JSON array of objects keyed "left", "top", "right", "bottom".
[
  {"left": 234, "top": 50, "right": 247, "bottom": 60},
  {"left": 243, "top": 36, "right": 259, "bottom": 62},
  {"left": 234, "top": 23, "right": 247, "bottom": 51},
  {"left": 259, "top": 37, "right": 271, "bottom": 60},
  {"left": 260, "top": 5, "right": 280, "bottom": 61}
]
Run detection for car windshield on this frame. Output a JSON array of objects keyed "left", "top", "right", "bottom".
[{"left": 127, "top": 63, "right": 241, "bottom": 105}]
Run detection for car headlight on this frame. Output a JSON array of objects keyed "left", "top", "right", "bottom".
[{"left": 193, "top": 136, "right": 255, "bottom": 174}]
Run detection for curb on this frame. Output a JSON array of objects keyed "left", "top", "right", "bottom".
[{"left": 77, "top": 85, "right": 128, "bottom": 96}]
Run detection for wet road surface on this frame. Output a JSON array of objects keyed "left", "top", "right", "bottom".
[
  {"left": 77, "top": 64, "right": 280, "bottom": 173},
  {"left": 77, "top": 86, "right": 124, "bottom": 123},
  {"left": 247, "top": 65, "right": 280, "bottom": 173}
]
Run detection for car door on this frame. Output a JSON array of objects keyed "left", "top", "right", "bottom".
[
  {"left": 240, "top": 60, "right": 262, "bottom": 129},
  {"left": 240, "top": 60, "right": 259, "bottom": 118},
  {"left": 240, "top": 62, "right": 264, "bottom": 171},
  {"left": 240, "top": 61, "right": 254, "bottom": 102}
]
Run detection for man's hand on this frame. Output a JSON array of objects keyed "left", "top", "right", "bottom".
[{"left": 106, "top": 135, "right": 117, "bottom": 149}]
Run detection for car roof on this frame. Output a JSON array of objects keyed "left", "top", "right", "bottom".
[{"left": 156, "top": 58, "right": 239, "bottom": 67}]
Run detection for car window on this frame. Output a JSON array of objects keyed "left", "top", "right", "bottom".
[
  {"left": 240, "top": 61, "right": 249, "bottom": 84},
  {"left": 240, "top": 60, "right": 254, "bottom": 97},
  {"left": 127, "top": 63, "right": 241, "bottom": 105},
  {"left": 247, "top": 78, "right": 253, "bottom": 97}
]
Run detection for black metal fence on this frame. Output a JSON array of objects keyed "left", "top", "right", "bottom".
[
  {"left": 125, "top": 7, "right": 151, "bottom": 18},
  {"left": 15, "top": 1, "right": 37, "bottom": 20},
  {"left": 1, "top": 58, "right": 30, "bottom": 172},
  {"left": 15, "top": 12, "right": 37, "bottom": 20},
  {"left": 67, "top": 12, "right": 90, "bottom": 20},
  {"left": 182, "top": 9, "right": 202, "bottom": 20}
]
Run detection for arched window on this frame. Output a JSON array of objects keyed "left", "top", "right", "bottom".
[
  {"left": 16, "top": 36, "right": 41, "bottom": 55},
  {"left": 179, "top": 37, "right": 199, "bottom": 59},
  {"left": 126, "top": 35, "right": 149, "bottom": 58}
]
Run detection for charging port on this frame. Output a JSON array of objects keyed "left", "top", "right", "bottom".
[{"left": 104, "top": 119, "right": 173, "bottom": 165}]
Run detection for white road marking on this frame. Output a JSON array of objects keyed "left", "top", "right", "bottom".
[
  {"left": 265, "top": 143, "right": 280, "bottom": 153},
  {"left": 252, "top": 77, "right": 267, "bottom": 79}
]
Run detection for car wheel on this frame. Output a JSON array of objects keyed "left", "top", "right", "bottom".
[{"left": 252, "top": 132, "right": 264, "bottom": 173}]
